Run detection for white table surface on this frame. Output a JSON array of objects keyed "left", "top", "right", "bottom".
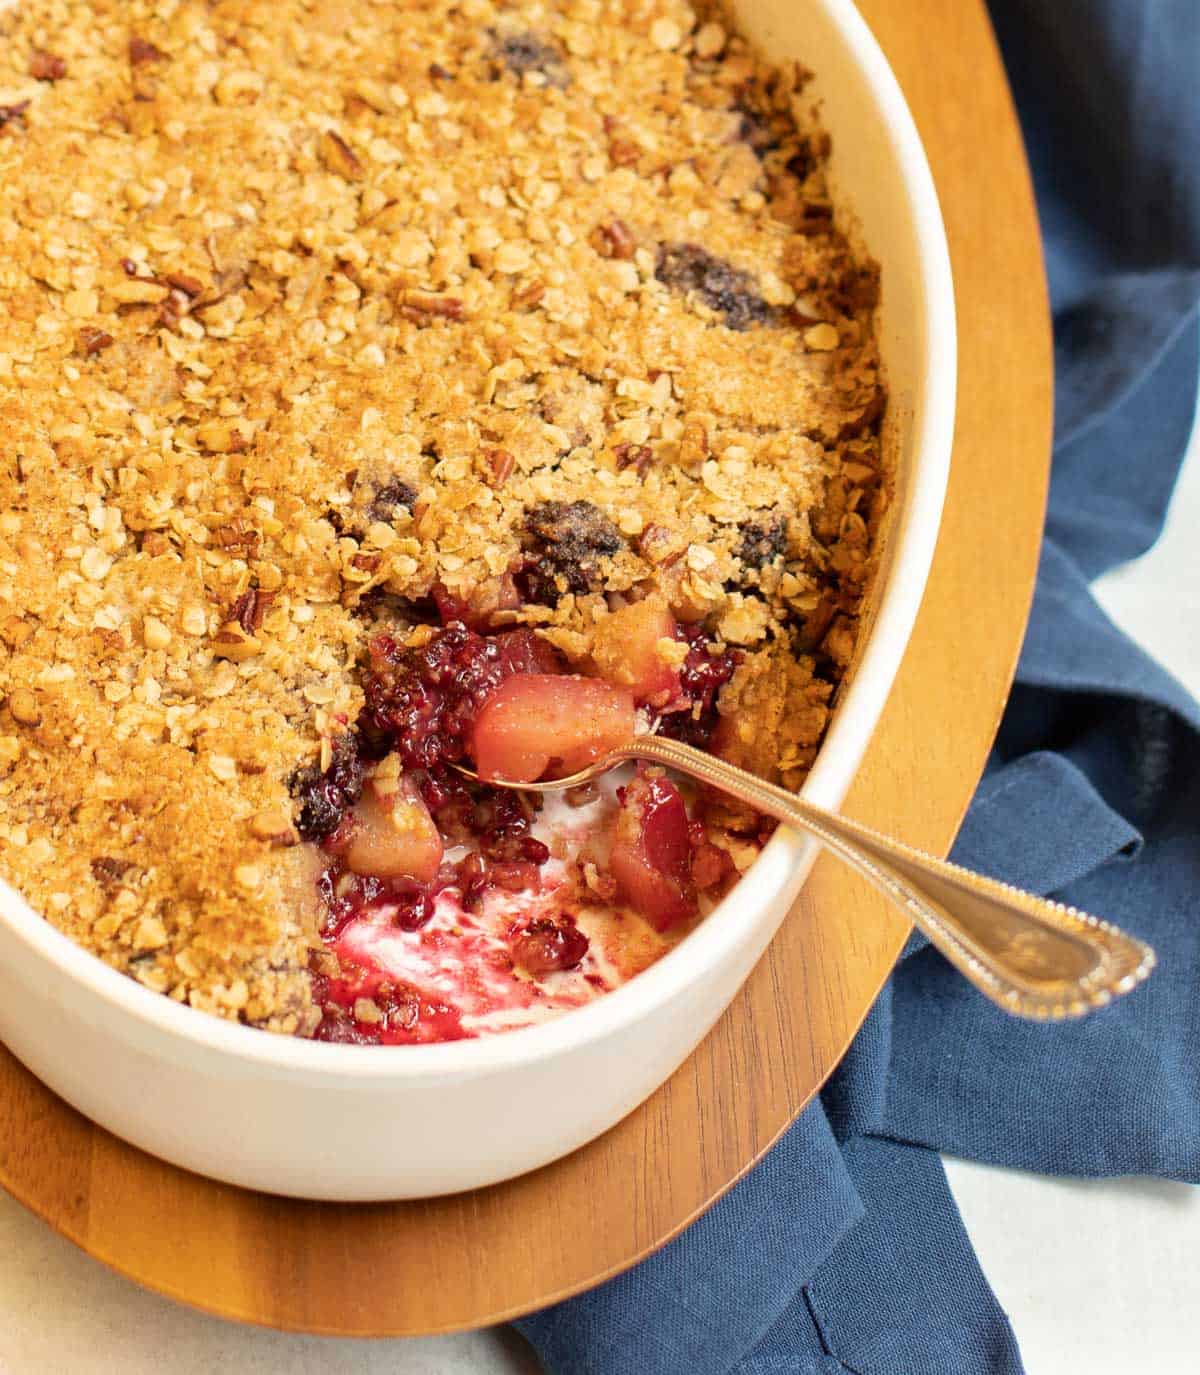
[{"left": 2, "top": 400, "right": 1197, "bottom": 1375}]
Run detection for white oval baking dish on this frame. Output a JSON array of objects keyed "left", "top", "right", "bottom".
[{"left": 0, "top": 0, "right": 955, "bottom": 1201}]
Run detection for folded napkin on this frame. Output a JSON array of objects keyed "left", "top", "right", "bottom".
[{"left": 517, "top": 2, "right": 1200, "bottom": 1370}]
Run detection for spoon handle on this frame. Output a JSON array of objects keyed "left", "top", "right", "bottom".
[{"left": 626, "top": 736, "right": 1154, "bottom": 1020}]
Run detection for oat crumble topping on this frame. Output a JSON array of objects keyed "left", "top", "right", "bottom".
[{"left": 0, "top": 0, "right": 885, "bottom": 1035}]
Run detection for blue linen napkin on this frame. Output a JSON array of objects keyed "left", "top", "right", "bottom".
[{"left": 516, "top": 2, "right": 1200, "bottom": 1370}]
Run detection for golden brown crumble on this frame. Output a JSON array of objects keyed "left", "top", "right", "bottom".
[{"left": 0, "top": 0, "right": 885, "bottom": 1034}]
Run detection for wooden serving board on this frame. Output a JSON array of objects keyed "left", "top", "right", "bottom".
[{"left": 0, "top": 0, "right": 1052, "bottom": 1337}]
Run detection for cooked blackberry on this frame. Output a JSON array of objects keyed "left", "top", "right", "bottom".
[
  {"left": 519, "top": 499, "right": 626, "bottom": 602},
  {"left": 364, "top": 477, "right": 417, "bottom": 525},
  {"left": 487, "top": 29, "right": 569, "bottom": 86},
  {"left": 655, "top": 243, "right": 774, "bottom": 330},
  {"left": 736, "top": 515, "right": 790, "bottom": 568}
]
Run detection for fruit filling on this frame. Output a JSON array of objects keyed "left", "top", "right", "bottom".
[{"left": 296, "top": 613, "right": 752, "bottom": 1044}]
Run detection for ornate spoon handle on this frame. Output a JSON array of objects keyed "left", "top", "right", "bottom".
[{"left": 621, "top": 736, "right": 1155, "bottom": 1020}]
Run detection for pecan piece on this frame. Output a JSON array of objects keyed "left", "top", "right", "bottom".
[
  {"left": 230, "top": 588, "right": 275, "bottom": 634},
  {"left": 165, "top": 271, "right": 204, "bottom": 297},
  {"left": 608, "top": 137, "right": 640, "bottom": 167},
  {"left": 211, "top": 621, "right": 260, "bottom": 661},
  {"left": 76, "top": 327, "right": 114, "bottom": 357},
  {"left": 613, "top": 442, "right": 652, "bottom": 476},
  {"left": 91, "top": 856, "right": 133, "bottom": 887},
  {"left": 510, "top": 279, "right": 545, "bottom": 309},
  {"left": 129, "top": 36, "right": 166, "bottom": 66},
  {"left": 636, "top": 523, "right": 686, "bottom": 567},
  {"left": 30, "top": 50, "right": 67, "bottom": 82},
  {"left": 592, "top": 218, "right": 637, "bottom": 260},
  {"left": 212, "top": 519, "right": 261, "bottom": 556},
  {"left": 319, "top": 129, "right": 364, "bottom": 180},
  {"left": 483, "top": 447, "right": 515, "bottom": 486},
  {"left": 398, "top": 290, "right": 465, "bottom": 321}
]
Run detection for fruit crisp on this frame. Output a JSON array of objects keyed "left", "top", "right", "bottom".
[{"left": 0, "top": 0, "right": 886, "bottom": 1041}]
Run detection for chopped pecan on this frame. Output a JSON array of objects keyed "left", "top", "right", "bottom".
[
  {"left": 608, "top": 137, "right": 640, "bottom": 166},
  {"left": 484, "top": 447, "right": 515, "bottom": 486},
  {"left": 129, "top": 36, "right": 166, "bottom": 66},
  {"left": 165, "top": 271, "right": 204, "bottom": 297},
  {"left": 592, "top": 218, "right": 637, "bottom": 260},
  {"left": 212, "top": 519, "right": 261, "bottom": 556},
  {"left": 30, "top": 50, "right": 67, "bottom": 82},
  {"left": 636, "top": 523, "right": 686, "bottom": 567},
  {"left": 76, "top": 327, "right": 114, "bottom": 357},
  {"left": 139, "top": 531, "right": 171, "bottom": 557},
  {"left": 230, "top": 588, "right": 275, "bottom": 634},
  {"left": 90, "top": 856, "right": 133, "bottom": 887},
  {"left": 510, "top": 279, "right": 545, "bottom": 309},
  {"left": 613, "top": 442, "right": 653, "bottom": 477},
  {"left": 319, "top": 129, "right": 364, "bottom": 180},
  {"left": 398, "top": 290, "right": 465, "bottom": 321}
]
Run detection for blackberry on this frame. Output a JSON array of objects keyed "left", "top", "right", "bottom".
[
  {"left": 292, "top": 734, "right": 364, "bottom": 841},
  {"left": 736, "top": 514, "right": 789, "bottom": 568},
  {"left": 518, "top": 499, "right": 625, "bottom": 604},
  {"left": 360, "top": 623, "right": 563, "bottom": 771},
  {"left": 659, "top": 624, "right": 741, "bottom": 749},
  {"left": 487, "top": 30, "right": 569, "bottom": 86},
  {"left": 364, "top": 477, "right": 417, "bottom": 525},
  {"left": 655, "top": 243, "right": 773, "bottom": 331}
]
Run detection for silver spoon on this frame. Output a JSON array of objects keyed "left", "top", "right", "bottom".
[{"left": 458, "top": 734, "right": 1154, "bottom": 1020}]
